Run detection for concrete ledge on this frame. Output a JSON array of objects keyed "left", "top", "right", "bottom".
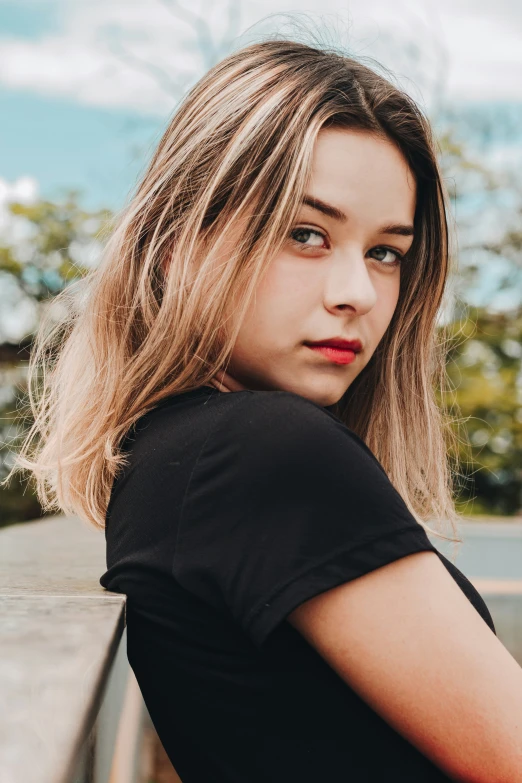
[{"left": 0, "top": 514, "right": 126, "bottom": 783}]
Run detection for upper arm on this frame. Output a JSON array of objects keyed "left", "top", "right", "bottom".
[
  {"left": 287, "top": 549, "right": 522, "bottom": 783},
  {"left": 174, "top": 391, "right": 439, "bottom": 645}
]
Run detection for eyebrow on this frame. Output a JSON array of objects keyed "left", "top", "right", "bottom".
[{"left": 301, "top": 194, "right": 415, "bottom": 237}]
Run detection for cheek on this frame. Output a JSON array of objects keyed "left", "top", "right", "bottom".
[
  {"left": 376, "top": 276, "right": 401, "bottom": 333},
  {"left": 253, "top": 257, "right": 311, "bottom": 324}
]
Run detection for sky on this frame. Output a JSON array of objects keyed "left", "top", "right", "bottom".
[
  {"left": 0, "top": 0, "right": 521, "bottom": 340},
  {"left": 0, "top": 0, "right": 522, "bottom": 210}
]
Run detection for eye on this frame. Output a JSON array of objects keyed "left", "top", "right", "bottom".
[
  {"left": 289, "top": 226, "right": 328, "bottom": 250},
  {"left": 370, "top": 247, "right": 404, "bottom": 267},
  {"left": 288, "top": 227, "right": 405, "bottom": 267}
]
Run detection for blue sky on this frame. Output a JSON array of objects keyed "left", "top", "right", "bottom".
[
  {"left": 1, "top": 0, "right": 522, "bottom": 210},
  {"left": 0, "top": 0, "right": 60, "bottom": 39},
  {"left": 0, "top": 84, "right": 162, "bottom": 210},
  {"left": 0, "top": 0, "right": 521, "bottom": 323}
]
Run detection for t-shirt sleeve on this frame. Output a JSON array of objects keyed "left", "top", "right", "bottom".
[{"left": 173, "top": 390, "right": 439, "bottom": 648}]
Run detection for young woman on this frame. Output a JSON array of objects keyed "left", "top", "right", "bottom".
[{"left": 9, "top": 38, "right": 522, "bottom": 782}]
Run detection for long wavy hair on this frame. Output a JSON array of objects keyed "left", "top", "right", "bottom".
[{"left": 4, "top": 38, "right": 464, "bottom": 546}]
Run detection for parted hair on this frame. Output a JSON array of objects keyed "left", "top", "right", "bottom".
[{"left": 5, "top": 37, "right": 463, "bottom": 545}]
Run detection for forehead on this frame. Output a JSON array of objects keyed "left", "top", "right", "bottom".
[{"left": 308, "top": 128, "right": 416, "bottom": 221}]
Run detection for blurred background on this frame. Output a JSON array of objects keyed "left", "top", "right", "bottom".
[
  {"left": 1, "top": 0, "right": 522, "bottom": 528},
  {"left": 1, "top": 6, "right": 521, "bottom": 781}
]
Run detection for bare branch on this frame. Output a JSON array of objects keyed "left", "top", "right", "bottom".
[
  {"left": 160, "top": 0, "right": 242, "bottom": 69},
  {"left": 102, "top": 32, "right": 187, "bottom": 99},
  {"left": 160, "top": 0, "right": 218, "bottom": 69}
]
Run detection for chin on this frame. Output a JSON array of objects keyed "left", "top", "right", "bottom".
[
  {"left": 319, "top": 391, "right": 346, "bottom": 408},
  {"left": 292, "top": 380, "right": 349, "bottom": 409}
]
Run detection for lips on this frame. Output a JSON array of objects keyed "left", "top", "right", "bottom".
[
  {"left": 304, "top": 338, "right": 362, "bottom": 352},
  {"left": 304, "top": 338, "right": 362, "bottom": 366}
]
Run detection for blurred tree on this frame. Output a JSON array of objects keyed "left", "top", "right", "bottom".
[
  {"left": 0, "top": 192, "right": 113, "bottom": 527},
  {"left": 436, "top": 127, "right": 522, "bottom": 311},
  {"left": 0, "top": 362, "right": 42, "bottom": 528},
  {"left": 0, "top": 190, "right": 112, "bottom": 303},
  {"left": 442, "top": 306, "right": 522, "bottom": 516}
]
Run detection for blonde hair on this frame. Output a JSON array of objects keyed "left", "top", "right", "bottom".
[{"left": 4, "top": 38, "right": 463, "bottom": 546}]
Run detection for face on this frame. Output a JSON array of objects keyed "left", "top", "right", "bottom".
[{"left": 212, "top": 127, "right": 417, "bottom": 406}]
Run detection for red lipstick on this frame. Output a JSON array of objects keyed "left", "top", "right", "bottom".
[{"left": 304, "top": 337, "right": 362, "bottom": 365}]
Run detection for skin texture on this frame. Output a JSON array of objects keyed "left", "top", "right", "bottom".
[
  {"left": 287, "top": 551, "right": 522, "bottom": 783},
  {"left": 209, "top": 127, "right": 416, "bottom": 406}
]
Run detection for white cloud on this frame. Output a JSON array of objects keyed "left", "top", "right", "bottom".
[
  {"left": 0, "top": 272, "right": 38, "bottom": 343},
  {"left": 0, "top": 0, "right": 521, "bottom": 115},
  {"left": 0, "top": 176, "right": 39, "bottom": 251},
  {"left": 0, "top": 176, "right": 41, "bottom": 342},
  {"left": 438, "top": 14, "right": 522, "bottom": 101},
  {"left": 0, "top": 35, "right": 172, "bottom": 112},
  {"left": 0, "top": 175, "right": 38, "bottom": 206}
]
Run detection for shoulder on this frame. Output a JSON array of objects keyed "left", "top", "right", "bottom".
[
  {"left": 220, "top": 387, "right": 342, "bottom": 430},
  {"left": 210, "top": 389, "right": 382, "bottom": 474},
  {"left": 191, "top": 389, "right": 403, "bottom": 523}
]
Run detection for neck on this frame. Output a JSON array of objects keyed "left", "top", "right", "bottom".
[{"left": 208, "top": 370, "right": 247, "bottom": 393}]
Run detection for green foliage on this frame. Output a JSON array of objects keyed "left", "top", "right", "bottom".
[
  {"left": 0, "top": 190, "right": 113, "bottom": 300},
  {"left": 437, "top": 124, "right": 522, "bottom": 305},
  {"left": 0, "top": 246, "right": 23, "bottom": 276},
  {"left": 442, "top": 307, "right": 522, "bottom": 515},
  {"left": 0, "top": 360, "right": 43, "bottom": 528},
  {"left": 0, "top": 192, "right": 114, "bottom": 526}
]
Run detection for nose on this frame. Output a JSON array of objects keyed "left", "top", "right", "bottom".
[{"left": 323, "top": 248, "right": 378, "bottom": 315}]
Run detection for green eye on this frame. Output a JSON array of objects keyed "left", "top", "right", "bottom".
[
  {"left": 289, "top": 227, "right": 326, "bottom": 250},
  {"left": 288, "top": 227, "right": 404, "bottom": 267},
  {"left": 371, "top": 247, "right": 404, "bottom": 267}
]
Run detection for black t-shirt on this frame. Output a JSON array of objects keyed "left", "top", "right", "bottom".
[{"left": 100, "top": 386, "right": 496, "bottom": 783}]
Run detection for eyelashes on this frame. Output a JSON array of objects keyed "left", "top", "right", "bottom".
[
  {"left": 289, "top": 227, "right": 327, "bottom": 250},
  {"left": 288, "top": 226, "right": 405, "bottom": 267}
]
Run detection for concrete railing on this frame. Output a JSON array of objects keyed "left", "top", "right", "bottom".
[
  {"left": 1, "top": 513, "right": 521, "bottom": 783},
  {"left": 0, "top": 514, "right": 157, "bottom": 783}
]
